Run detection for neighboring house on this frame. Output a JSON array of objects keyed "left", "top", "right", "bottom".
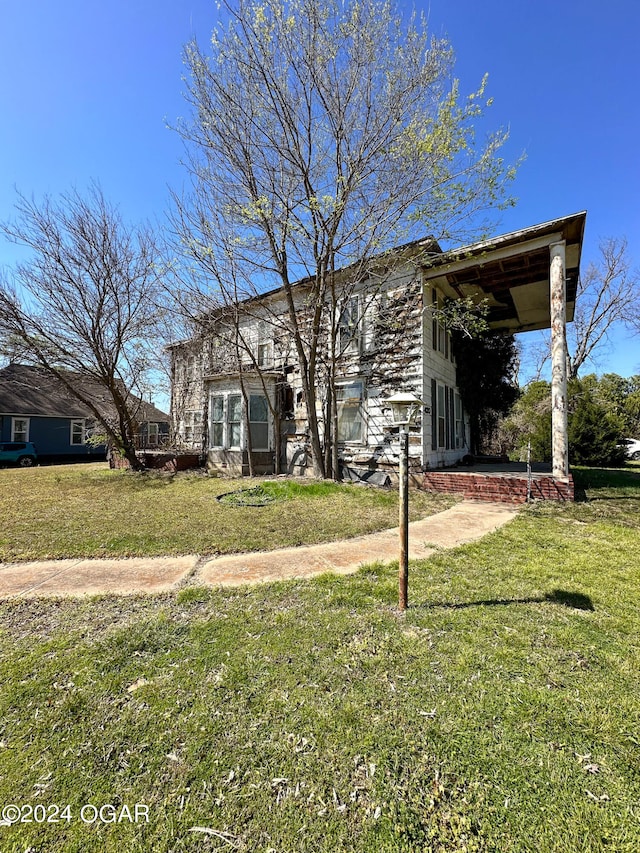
[
  {"left": 0, "top": 363, "right": 170, "bottom": 462},
  {"left": 170, "top": 213, "right": 585, "bottom": 482}
]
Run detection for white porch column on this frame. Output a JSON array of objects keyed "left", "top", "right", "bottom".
[{"left": 550, "top": 241, "right": 568, "bottom": 480}]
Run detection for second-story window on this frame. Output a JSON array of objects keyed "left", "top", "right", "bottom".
[
  {"left": 339, "top": 296, "right": 360, "bottom": 353},
  {"left": 257, "top": 342, "right": 272, "bottom": 368},
  {"left": 431, "top": 288, "right": 451, "bottom": 358}
]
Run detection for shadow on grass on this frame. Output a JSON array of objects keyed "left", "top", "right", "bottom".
[
  {"left": 420, "top": 588, "right": 594, "bottom": 612},
  {"left": 572, "top": 466, "right": 640, "bottom": 497}
]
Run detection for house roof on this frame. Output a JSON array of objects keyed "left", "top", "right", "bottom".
[
  {"left": 167, "top": 234, "right": 443, "bottom": 349},
  {"left": 0, "top": 363, "right": 170, "bottom": 423},
  {"left": 421, "top": 211, "right": 587, "bottom": 332},
  {"left": 168, "top": 212, "right": 587, "bottom": 347}
]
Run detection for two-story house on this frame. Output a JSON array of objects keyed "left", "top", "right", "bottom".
[{"left": 170, "top": 212, "right": 585, "bottom": 488}]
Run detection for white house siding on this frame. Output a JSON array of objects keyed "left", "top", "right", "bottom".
[
  {"left": 170, "top": 341, "right": 209, "bottom": 450},
  {"left": 421, "top": 278, "right": 470, "bottom": 468},
  {"left": 337, "top": 265, "right": 426, "bottom": 480}
]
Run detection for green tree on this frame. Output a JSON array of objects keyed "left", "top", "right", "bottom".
[
  {"left": 582, "top": 372, "right": 640, "bottom": 437},
  {"left": 172, "top": 0, "right": 517, "bottom": 479},
  {"left": 499, "top": 380, "right": 552, "bottom": 463},
  {"left": 452, "top": 330, "right": 519, "bottom": 455},
  {"left": 499, "top": 378, "right": 629, "bottom": 467},
  {"left": 567, "top": 380, "right": 626, "bottom": 467}
]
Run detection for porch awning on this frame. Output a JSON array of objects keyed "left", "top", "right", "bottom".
[{"left": 421, "top": 211, "right": 586, "bottom": 333}]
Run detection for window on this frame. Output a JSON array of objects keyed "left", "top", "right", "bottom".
[
  {"left": 209, "top": 390, "right": 271, "bottom": 451},
  {"left": 249, "top": 395, "right": 269, "bottom": 450},
  {"left": 339, "top": 296, "right": 360, "bottom": 352},
  {"left": 193, "top": 412, "right": 203, "bottom": 443},
  {"left": 211, "top": 396, "right": 224, "bottom": 447},
  {"left": 431, "top": 382, "right": 461, "bottom": 450},
  {"left": 11, "top": 417, "right": 29, "bottom": 442},
  {"left": 455, "top": 393, "right": 464, "bottom": 449},
  {"left": 70, "top": 419, "right": 85, "bottom": 446},
  {"left": 184, "top": 411, "right": 203, "bottom": 445},
  {"left": 437, "top": 384, "right": 446, "bottom": 448},
  {"left": 337, "top": 380, "right": 364, "bottom": 442},
  {"left": 228, "top": 395, "right": 242, "bottom": 448},
  {"left": 431, "top": 288, "right": 451, "bottom": 358},
  {"left": 147, "top": 423, "right": 159, "bottom": 447},
  {"left": 257, "top": 342, "right": 272, "bottom": 368}
]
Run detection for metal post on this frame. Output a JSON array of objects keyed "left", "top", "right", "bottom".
[{"left": 399, "top": 428, "right": 409, "bottom": 611}]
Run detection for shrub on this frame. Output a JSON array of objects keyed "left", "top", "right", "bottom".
[{"left": 568, "top": 381, "right": 627, "bottom": 466}]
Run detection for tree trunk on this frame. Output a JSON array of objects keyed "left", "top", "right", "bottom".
[{"left": 240, "top": 379, "right": 255, "bottom": 477}]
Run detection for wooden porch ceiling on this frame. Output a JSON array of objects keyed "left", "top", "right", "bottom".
[{"left": 422, "top": 211, "right": 586, "bottom": 333}]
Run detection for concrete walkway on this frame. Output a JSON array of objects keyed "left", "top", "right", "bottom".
[{"left": 0, "top": 500, "right": 518, "bottom": 599}]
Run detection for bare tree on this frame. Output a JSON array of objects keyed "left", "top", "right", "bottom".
[
  {"left": 0, "top": 186, "right": 168, "bottom": 470},
  {"left": 173, "top": 0, "right": 517, "bottom": 478},
  {"left": 568, "top": 238, "right": 639, "bottom": 379}
]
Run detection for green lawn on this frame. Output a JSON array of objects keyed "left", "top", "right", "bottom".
[
  {"left": 0, "top": 466, "right": 639, "bottom": 851},
  {"left": 0, "top": 463, "right": 453, "bottom": 562}
]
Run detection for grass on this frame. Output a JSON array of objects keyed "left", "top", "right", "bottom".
[
  {"left": 0, "top": 465, "right": 639, "bottom": 850},
  {"left": 0, "top": 463, "right": 454, "bottom": 562}
]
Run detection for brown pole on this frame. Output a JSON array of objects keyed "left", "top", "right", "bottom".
[{"left": 399, "top": 428, "right": 409, "bottom": 610}]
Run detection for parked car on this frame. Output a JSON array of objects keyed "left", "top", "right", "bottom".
[
  {"left": 0, "top": 441, "right": 38, "bottom": 467},
  {"left": 618, "top": 438, "right": 640, "bottom": 460}
]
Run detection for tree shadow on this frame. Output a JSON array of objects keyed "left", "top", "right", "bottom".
[
  {"left": 544, "top": 589, "right": 594, "bottom": 611},
  {"left": 419, "top": 588, "right": 594, "bottom": 612}
]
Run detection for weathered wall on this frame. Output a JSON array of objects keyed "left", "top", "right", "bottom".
[{"left": 170, "top": 261, "right": 471, "bottom": 476}]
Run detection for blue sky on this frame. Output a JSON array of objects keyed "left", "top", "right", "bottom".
[{"left": 1, "top": 0, "right": 639, "bottom": 380}]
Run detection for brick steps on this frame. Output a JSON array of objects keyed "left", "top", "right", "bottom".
[{"left": 422, "top": 471, "right": 574, "bottom": 503}]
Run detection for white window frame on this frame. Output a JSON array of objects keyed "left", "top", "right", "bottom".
[
  {"left": 208, "top": 390, "right": 271, "bottom": 451},
  {"left": 210, "top": 395, "right": 225, "bottom": 448},
  {"left": 249, "top": 394, "right": 269, "bottom": 451},
  {"left": 257, "top": 342, "right": 272, "bottom": 368},
  {"left": 11, "top": 417, "right": 30, "bottom": 442},
  {"left": 70, "top": 419, "right": 86, "bottom": 446},
  {"left": 433, "top": 382, "right": 459, "bottom": 451},
  {"left": 227, "top": 394, "right": 242, "bottom": 449},
  {"left": 437, "top": 384, "right": 446, "bottom": 449},
  {"left": 431, "top": 288, "right": 451, "bottom": 359},
  {"left": 182, "top": 412, "right": 203, "bottom": 446}
]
